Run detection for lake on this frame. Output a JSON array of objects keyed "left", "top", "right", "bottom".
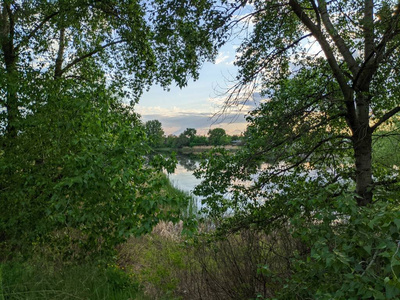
[{"left": 167, "top": 155, "right": 204, "bottom": 209}]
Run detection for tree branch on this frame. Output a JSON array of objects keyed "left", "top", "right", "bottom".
[
  {"left": 363, "top": 0, "right": 374, "bottom": 59},
  {"left": 245, "top": 112, "right": 348, "bottom": 168},
  {"left": 289, "top": 0, "right": 357, "bottom": 130},
  {"left": 371, "top": 106, "right": 400, "bottom": 132},
  {"left": 317, "top": 0, "right": 359, "bottom": 76},
  {"left": 15, "top": 11, "right": 59, "bottom": 52},
  {"left": 381, "top": 38, "right": 400, "bottom": 62},
  {"left": 248, "top": 33, "right": 312, "bottom": 83},
  {"left": 354, "top": 6, "right": 400, "bottom": 90},
  {"left": 265, "top": 135, "right": 345, "bottom": 179},
  {"left": 54, "top": 28, "right": 65, "bottom": 79},
  {"left": 310, "top": 0, "right": 321, "bottom": 28},
  {"left": 60, "top": 39, "right": 124, "bottom": 76}
]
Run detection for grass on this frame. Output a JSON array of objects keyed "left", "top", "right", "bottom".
[
  {"left": 0, "top": 258, "right": 149, "bottom": 300},
  {"left": 159, "top": 172, "right": 199, "bottom": 219}
]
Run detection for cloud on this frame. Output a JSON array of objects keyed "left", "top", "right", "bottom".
[
  {"left": 207, "top": 91, "right": 268, "bottom": 114},
  {"left": 136, "top": 106, "right": 248, "bottom": 136},
  {"left": 215, "top": 52, "right": 230, "bottom": 65}
]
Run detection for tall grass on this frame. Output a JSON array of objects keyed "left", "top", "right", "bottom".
[
  {"left": 159, "top": 172, "right": 199, "bottom": 219},
  {"left": 0, "top": 259, "right": 147, "bottom": 300}
]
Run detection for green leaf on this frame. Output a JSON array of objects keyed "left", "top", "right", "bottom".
[
  {"left": 363, "top": 245, "right": 372, "bottom": 255},
  {"left": 394, "top": 219, "right": 400, "bottom": 230}
]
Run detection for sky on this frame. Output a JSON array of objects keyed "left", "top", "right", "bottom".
[
  {"left": 134, "top": 3, "right": 263, "bottom": 136},
  {"left": 136, "top": 42, "right": 251, "bottom": 136}
]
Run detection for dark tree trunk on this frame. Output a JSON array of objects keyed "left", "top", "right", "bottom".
[
  {"left": 352, "top": 91, "right": 373, "bottom": 206},
  {"left": 352, "top": 0, "right": 374, "bottom": 206},
  {"left": 353, "top": 127, "right": 373, "bottom": 206},
  {"left": 4, "top": 55, "right": 18, "bottom": 140},
  {"left": 1, "top": 3, "right": 19, "bottom": 141}
]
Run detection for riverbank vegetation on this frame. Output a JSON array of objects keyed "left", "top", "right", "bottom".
[{"left": 144, "top": 121, "right": 244, "bottom": 149}]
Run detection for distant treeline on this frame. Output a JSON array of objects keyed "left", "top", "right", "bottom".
[{"left": 144, "top": 120, "right": 245, "bottom": 148}]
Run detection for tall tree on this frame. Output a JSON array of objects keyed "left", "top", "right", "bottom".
[
  {"left": 201, "top": 0, "right": 400, "bottom": 205},
  {"left": 176, "top": 128, "right": 197, "bottom": 148},
  {"left": 145, "top": 119, "right": 164, "bottom": 147},
  {"left": 208, "top": 127, "right": 229, "bottom": 146}
]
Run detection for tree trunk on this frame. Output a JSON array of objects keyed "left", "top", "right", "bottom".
[
  {"left": 1, "top": 3, "right": 19, "bottom": 141},
  {"left": 353, "top": 128, "right": 373, "bottom": 206},
  {"left": 54, "top": 28, "right": 65, "bottom": 79},
  {"left": 352, "top": 0, "right": 374, "bottom": 207},
  {"left": 4, "top": 55, "right": 18, "bottom": 140},
  {"left": 353, "top": 91, "right": 373, "bottom": 206}
]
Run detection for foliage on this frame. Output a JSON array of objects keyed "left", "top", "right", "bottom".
[
  {"left": 0, "top": 1, "right": 226, "bottom": 256},
  {"left": 204, "top": 0, "right": 400, "bottom": 205},
  {"left": 280, "top": 199, "right": 400, "bottom": 300},
  {"left": 151, "top": 124, "right": 244, "bottom": 149},
  {"left": 145, "top": 119, "right": 165, "bottom": 148},
  {"left": 118, "top": 224, "right": 187, "bottom": 299},
  {"left": 373, "top": 116, "right": 400, "bottom": 169},
  {"left": 208, "top": 128, "right": 230, "bottom": 146},
  {"left": 195, "top": 154, "right": 400, "bottom": 298},
  {"left": 191, "top": 135, "right": 209, "bottom": 146},
  {"left": 175, "top": 128, "right": 197, "bottom": 148},
  {"left": 0, "top": 82, "right": 181, "bottom": 257},
  {"left": 118, "top": 222, "right": 298, "bottom": 300}
]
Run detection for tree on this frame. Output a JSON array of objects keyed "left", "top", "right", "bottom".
[
  {"left": 194, "top": 1, "right": 400, "bottom": 297},
  {"left": 176, "top": 128, "right": 197, "bottom": 148},
  {"left": 192, "top": 135, "right": 208, "bottom": 146},
  {"left": 0, "top": 85, "right": 181, "bottom": 256},
  {"left": 145, "top": 120, "right": 164, "bottom": 148},
  {"left": 0, "top": 1, "right": 221, "bottom": 141},
  {"left": 164, "top": 134, "right": 178, "bottom": 148},
  {"left": 208, "top": 128, "right": 229, "bottom": 146},
  {"left": 0, "top": 1, "right": 223, "bottom": 256},
  {"left": 183, "top": 128, "right": 197, "bottom": 146},
  {"left": 201, "top": 0, "right": 400, "bottom": 206}
]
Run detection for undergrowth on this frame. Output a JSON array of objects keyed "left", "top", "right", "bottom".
[{"left": 0, "top": 258, "right": 146, "bottom": 300}]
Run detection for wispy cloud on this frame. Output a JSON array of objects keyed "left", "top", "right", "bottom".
[{"left": 215, "top": 52, "right": 230, "bottom": 65}]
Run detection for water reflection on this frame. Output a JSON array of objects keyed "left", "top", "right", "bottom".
[
  {"left": 168, "top": 155, "right": 203, "bottom": 208},
  {"left": 176, "top": 155, "right": 198, "bottom": 172}
]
